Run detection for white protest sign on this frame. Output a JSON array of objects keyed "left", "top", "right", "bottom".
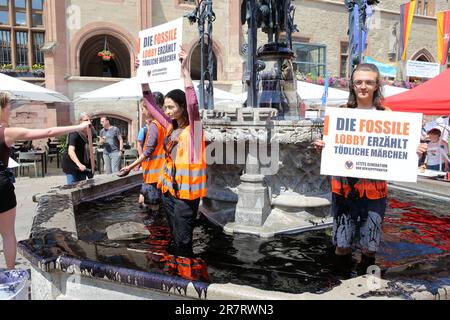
[
  {"left": 321, "top": 107, "right": 423, "bottom": 182},
  {"left": 137, "top": 18, "right": 183, "bottom": 84}
]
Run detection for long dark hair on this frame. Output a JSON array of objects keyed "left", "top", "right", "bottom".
[
  {"left": 346, "top": 63, "right": 385, "bottom": 110},
  {"left": 165, "top": 89, "right": 188, "bottom": 129}
]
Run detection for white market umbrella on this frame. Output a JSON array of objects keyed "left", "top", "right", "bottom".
[
  {"left": 297, "top": 81, "right": 349, "bottom": 104},
  {"left": 0, "top": 73, "right": 70, "bottom": 103},
  {"left": 382, "top": 85, "right": 409, "bottom": 98},
  {"left": 237, "top": 81, "right": 350, "bottom": 105},
  {"left": 74, "top": 77, "right": 241, "bottom": 105}
]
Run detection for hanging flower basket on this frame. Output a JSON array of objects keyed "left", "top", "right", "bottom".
[{"left": 97, "top": 50, "right": 114, "bottom": 61}]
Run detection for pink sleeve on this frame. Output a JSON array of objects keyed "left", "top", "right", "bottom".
[
  {"left": 185, "top": 86, "right": 203, "bottom": 163},
  {"left": 142, "top": 91, "right": 171, "bottom": 129}
]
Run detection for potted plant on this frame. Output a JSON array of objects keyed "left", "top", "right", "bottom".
[
  {"left": 14, "top": 65, "right": 31, "bottom": 76},
  {"left": 0, "top": 64, "right": 13, "bottom": 75},
  {"left": 97, "top": 50, "right": 114, "bottom": 61},
  {"left": 32, "top": 64, "right": 45, "bottom": 77}
]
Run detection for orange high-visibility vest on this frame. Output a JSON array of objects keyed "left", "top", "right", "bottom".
[
  {"left": 331, "top": 177, "right": 388, "bottom": 200},
  {"left": 142, "top": 121, "right": 166, "bottom": 184},
  {"left": 158, "top": 125, "right": 207, "bottom": 200}
]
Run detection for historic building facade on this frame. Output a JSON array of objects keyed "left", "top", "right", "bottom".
[{"left": 2, "top": 0, "right": 449, "bottom": 143}]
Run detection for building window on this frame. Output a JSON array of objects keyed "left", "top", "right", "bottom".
[
  {"left": 14, "top": 0, "right": 27, "bottom": 26},
  {"left": 415, "top": 0, "right": 434, "bottom": 17},
  {"left": 15, "top": 31, "right": 28, "bottom": 65},
  {"left": 340, "top": 41, "right": 349, "bottom": 79},
  {"left": 0, "top": 0, "right": 9, "bottom": 25},
  {"left": 31, "top": 0, "right": 43, "bottom": 27},
  {"left": 0, "top": 30, "right": 11, "bottom": 64},
  {"left": 32, "top": 31, "right": 43, "bottom": 64},
  {"left": 293, "top": 42, "right": 326, "bottom": 77},
  {"left": 0, "top": 0, "right": 45, "bottom": 73}
]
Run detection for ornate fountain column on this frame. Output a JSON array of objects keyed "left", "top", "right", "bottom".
[{"left": 192, "top": 1, "right": 332, "bottom": 237}]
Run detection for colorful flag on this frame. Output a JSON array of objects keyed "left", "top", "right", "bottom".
[
  {"left": 437, "top": 11, "right": 450, "bottom": 65},
  {"left": 398, "top": 1, "right": 416, "bottom": 61}
]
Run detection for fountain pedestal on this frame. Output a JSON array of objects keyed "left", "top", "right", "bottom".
[
  {"left": 200, "top": 107, "right": 333, "bottom": 238},
  {"left": 234, "top": 174, "right": 272, "bottom": 227}
]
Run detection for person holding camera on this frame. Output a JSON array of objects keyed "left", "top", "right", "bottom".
[{"left": 314, "top": 64, "right": 427, "bottom": 276}]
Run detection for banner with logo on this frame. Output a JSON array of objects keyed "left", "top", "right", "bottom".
[
  {"left": 437, "top": 11, "right": 450, "bottom": 65},
  {"left": 321, "top": 107, "right": 422, "bottom": 182},
  {"left": 137, "top": 18, "right": 183, "bottom": 84}
]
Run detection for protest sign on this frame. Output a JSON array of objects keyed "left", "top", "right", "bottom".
[
  {"left": 321, "top": 107, "right": 422, "bottom": 182},
  {"left": 137, "top": 18, "right": 183, "bottom": 84}
]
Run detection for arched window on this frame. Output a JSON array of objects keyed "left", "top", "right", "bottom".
[
  {"left": 190, "top": 42, "right": 217, "bottom": 81},
  {"left": 80, "top": 35, "right": 130, "bottom": 78},
  {"left": 411, "top": 48, "right": 434, "bottom": 63}
]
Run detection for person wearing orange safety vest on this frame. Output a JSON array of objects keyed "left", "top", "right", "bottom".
[
  {"left": 119, "top": 97, "right": 166, "bottom": 212},
  {"left": 314, "top": 64, "right": 427, "bottom": 276},
  {"left": 140, "top": 47, "right": 207, "bottom": 257}
]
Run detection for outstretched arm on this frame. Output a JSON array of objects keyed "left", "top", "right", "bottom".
[
  {"left": 179, "top": 47, "right": 202, "bottom": 163},
  {"left": 180, "top": 47, "right": 200, "bottom": 126},
  {"left": 4, "top": 122, "right": 90, "bottom": 148},
  {"left": 141, "top": 83, "right": 172, "bottom": 129}
]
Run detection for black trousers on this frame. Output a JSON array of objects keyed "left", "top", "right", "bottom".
[{"left": 162, "top": 192, "right": 200, "bottom": 257}]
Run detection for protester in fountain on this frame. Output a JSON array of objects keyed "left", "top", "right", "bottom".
[
  {"left": 0, "top": 92, "right": 91, "bottom": 270},
  {"left": 120, "top": 94, "right": 166, "bottom": 212},
  {"left": 98, "top": 116, "right": 124, "bottom": 174},
  {"left": 139, "top": 47, "right": 207, "bottom": 257},
  {"left": 61, "top": 112, "right": 96, "bottom": 185},
  {"left": 425, "top": 128, "right": 449, "bottom": 172},
  {"left": 314, "top": 64, "right": 427, "bottom": 276}
]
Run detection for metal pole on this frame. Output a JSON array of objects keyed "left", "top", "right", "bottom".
[
  {"left": 206, "top": 0, "right": 215, "bottom": 110},
  {"left": 199, "top": 4, "right": 206, "bottom": 110},
  {"left": 247, "top": 0, "right": 258, "bottom": 108}
]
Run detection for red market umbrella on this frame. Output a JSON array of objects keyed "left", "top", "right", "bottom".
[{"left": 383, "top": 68, "right": 450, "bottom": 115}]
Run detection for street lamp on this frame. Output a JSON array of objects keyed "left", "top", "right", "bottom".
[
  {"left": 185, "top": 0, "right": 216, "bottom": 110},
  {"left": 345, "top": 0, "right": 379, "bottom": 76}
]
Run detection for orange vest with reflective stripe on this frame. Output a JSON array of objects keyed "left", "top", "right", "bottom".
[
  {"left": 142, "top": 121, "right": 166, "bottom": 184},
  {"left": 331, "top": 106, "right": 390, "bottom": 200},
  {"left": 158, "top": 125, "right": 207, "bottom": 200},
  {"left": 331, "top": 177, "right": 387, "bottom": 199}
]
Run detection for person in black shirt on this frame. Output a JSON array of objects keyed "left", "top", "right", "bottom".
[{"left": 61, "top": 113, "right": 95, "bottom": 184}]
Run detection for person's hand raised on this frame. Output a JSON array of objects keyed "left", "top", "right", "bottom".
[
  {"left": 179, "top": 46, "right": 189, "bottom": 76},
  {"left": 141, "top": 83, "right": 151, "bottom": 93}
]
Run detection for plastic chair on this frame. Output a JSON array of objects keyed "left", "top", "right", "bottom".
[
  {"left": 18, "top": 152, "right": 39, "bottom": 178},
  {"left": 123, "top": 149, "right": 139, "bottom": 166},
  {"left": 46, "top": 145, "right": 60, "bottom": 168}
]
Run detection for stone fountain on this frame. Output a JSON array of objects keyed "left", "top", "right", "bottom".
[
  {"left": 200, "top": 0, "right": 332, "bottom": 237},
  {"left": 16, "top": 1, "right": 450, "bottom": 302}
]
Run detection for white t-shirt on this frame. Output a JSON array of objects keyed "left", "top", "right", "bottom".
[{"left": 427, "top": 141, "right": 449, "bottom": 166}]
